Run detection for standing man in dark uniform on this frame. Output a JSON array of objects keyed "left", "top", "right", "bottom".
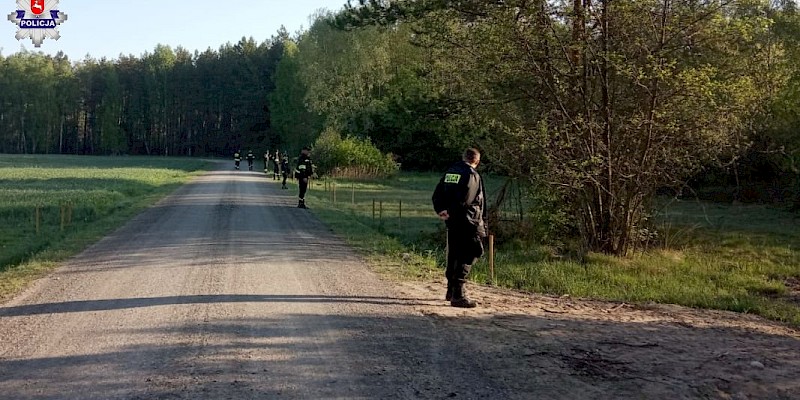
[
  {"left": 432, "top": 148, "right": 487, "bottom": 308},
  {"left": 294, "top": 147, "right": 313, "bottom": 209},
  {"left": 246, "top": 149, "right": 255, "bottom": 171}
]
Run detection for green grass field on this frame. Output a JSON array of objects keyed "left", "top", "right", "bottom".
[
  {"left": 305, "top": 173, "right": 800, "bottom": 327},
  {"left": 0, "top": 154, "right": 215, "bottom": 299}
]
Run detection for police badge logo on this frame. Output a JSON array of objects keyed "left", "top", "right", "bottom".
[{"left": 7, "top": 0, "right": 68, "bottom": 47}]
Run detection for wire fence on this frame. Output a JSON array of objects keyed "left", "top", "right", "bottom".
[{"left": 310, "top": 177, "right": 498, "bottom": 284}]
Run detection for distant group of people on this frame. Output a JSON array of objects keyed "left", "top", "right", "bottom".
[
  {"left": 232, "top": 149, "right": 260, "bottom": 172},
  {"left": 263, "top": 150, "right": 290, "bottom": 189},
  {"left": 233, "top": 146, "right": 314, "bottom": 208}
]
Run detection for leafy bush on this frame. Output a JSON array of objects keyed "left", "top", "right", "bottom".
[{"left": 313, "top": 129, "right": 399, "bottom": 179}]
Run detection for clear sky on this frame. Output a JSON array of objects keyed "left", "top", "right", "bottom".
[{"left": 1, "top": 0, "right": 348, "bottom": 60}]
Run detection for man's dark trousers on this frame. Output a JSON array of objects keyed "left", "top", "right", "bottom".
[
  {"left": 446, "top": 225, "right": 480, "bottom": 292},
  {"left": 299, "top": 177, "right": 309, "bottom": 200}
]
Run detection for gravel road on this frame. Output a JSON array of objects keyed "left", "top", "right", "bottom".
[
  {"left": 1, "top": 168, "right": 798, "bottom": 399},
  {"left": 0, "top": 169, "right": 507, "bottom": 399}
]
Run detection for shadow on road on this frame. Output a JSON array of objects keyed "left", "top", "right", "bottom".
[
  {"left": 0, "top": 294, "right": 439, "bottom": 317},
  {"left": 0, "top": 311, "right": 798, "bottom": 399}
]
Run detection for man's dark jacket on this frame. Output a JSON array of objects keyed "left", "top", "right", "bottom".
[
  {"left": 432, "top": 161, "right": 487, "bottom": 237},
  {"left": 295, "top": 154, "right": 313, "bottom": 179}
]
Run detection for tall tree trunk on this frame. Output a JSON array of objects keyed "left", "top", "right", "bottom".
[{"left": 59, "top": 118, "right": 64, "bottom": 154}]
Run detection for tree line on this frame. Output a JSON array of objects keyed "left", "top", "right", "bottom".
[
  {"left": 2, "top": 1, "right": 799, "bottom": 254},
  {"left": 0, "top": 35, "right": 287, "bottom": 156}
]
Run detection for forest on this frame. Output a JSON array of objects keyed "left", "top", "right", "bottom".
[
  {"left": 1, "top": 0, "right": 799, "bottom": 254},
  {"left": 0, "top": 36, "right": 285, "bottom": 157}
]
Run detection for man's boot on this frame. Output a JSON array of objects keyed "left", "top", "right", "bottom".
[
  {"left": 450, "top": 282, "right": 477, "bottom": 308},
  {"left": 298, "top": 199, "right": 308, "bottom": 209},
  {"left": 445, "top": 281, "right": 454, "bottom": 301}
]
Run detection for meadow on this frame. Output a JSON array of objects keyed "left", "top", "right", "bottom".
[
  {"left": 0, "top": 154, "right": 215, "bottom": 299},
  {"left": 304, "top": 173, "right": 800, "bottom": 327}
]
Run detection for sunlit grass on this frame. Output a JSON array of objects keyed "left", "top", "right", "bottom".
[
  {"left": 307, "top": 173, "right": 800, "bottom": 327},
  {"left": 0, "top": 154, "right": 215, "bottom": 299}
]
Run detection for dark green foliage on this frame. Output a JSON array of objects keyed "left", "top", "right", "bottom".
[
  {"left": 268, "top": 40, "right": 324, "bottom": 154},
  {"left": 342, "top": 95, "right": 462, "bottom": 170},
  {"left": 685, "top": 2, "right": 800, "bottom": 209}
]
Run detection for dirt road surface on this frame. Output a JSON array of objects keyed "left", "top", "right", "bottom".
[{"left": 1, "top": 169, "right": 798, "bottom": 399}]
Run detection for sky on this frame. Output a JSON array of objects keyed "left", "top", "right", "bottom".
[{"left": 1, "top": 0, "right": 348, "bottom": 60}]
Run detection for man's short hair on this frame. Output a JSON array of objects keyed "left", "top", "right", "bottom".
[{"left": 463, "top": 148, "right": 481, "bottom": 163}]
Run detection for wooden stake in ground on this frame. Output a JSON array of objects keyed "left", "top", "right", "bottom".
[
  {"left": 445, "top": 229, "right": 449, "bottom": 269},
  {"left": 489, "top": 234, "right": 495, "bottom": 284},
  {"left": 398, "top": 201, "right": 402, "bottom": 229},
  {"left": 35, "top": 206, "right": 41, "bottom": 235}
]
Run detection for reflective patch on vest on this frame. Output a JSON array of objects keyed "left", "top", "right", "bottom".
[
  {"left": 298, "top": 165, "right": 307, "bottom": 170},
  {"left": 444, "top": 173, "right": 460, "bottom": 184}
]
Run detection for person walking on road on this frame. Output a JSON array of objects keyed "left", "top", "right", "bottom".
[
  {"left": 234, "top": 150, "right": 242, "bottom": 170},
  {"left": 246, "top": 149, "right": 255, "bottom": 171},
  {"left": 294, "top": 147, "right": 313, "bottom": 209},
  {"left": 273, "top": 150, "right": 281, "bottom": 180},
  {"left": 432, "top": 148, "right": 487, "bottom": 308},
  {"left": 281, "top": 155, "right": 290, "bottom": 189},
  {"left": 264, "top": 151, "right": 271, "bottom": 174}
]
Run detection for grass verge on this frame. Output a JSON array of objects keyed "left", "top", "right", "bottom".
[
  {"left": 305, "top": 173, "right": 800, "bottom": 327},
  {"left": 0, "top": 154, "right": 216, "bottom": 300}
]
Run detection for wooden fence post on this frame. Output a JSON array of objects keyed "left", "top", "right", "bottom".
[
  {"left": 445, "top": 229, "right": 449, "bottom": 268},
  {"left": 398, "top": 201, "right": 402, "bottom": 229},
  {"left": 35, "top": 206, "right": 41, "bottom": 235},
  {"left": 489, "top": 235, "right": 495, "bottom": 284}
]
